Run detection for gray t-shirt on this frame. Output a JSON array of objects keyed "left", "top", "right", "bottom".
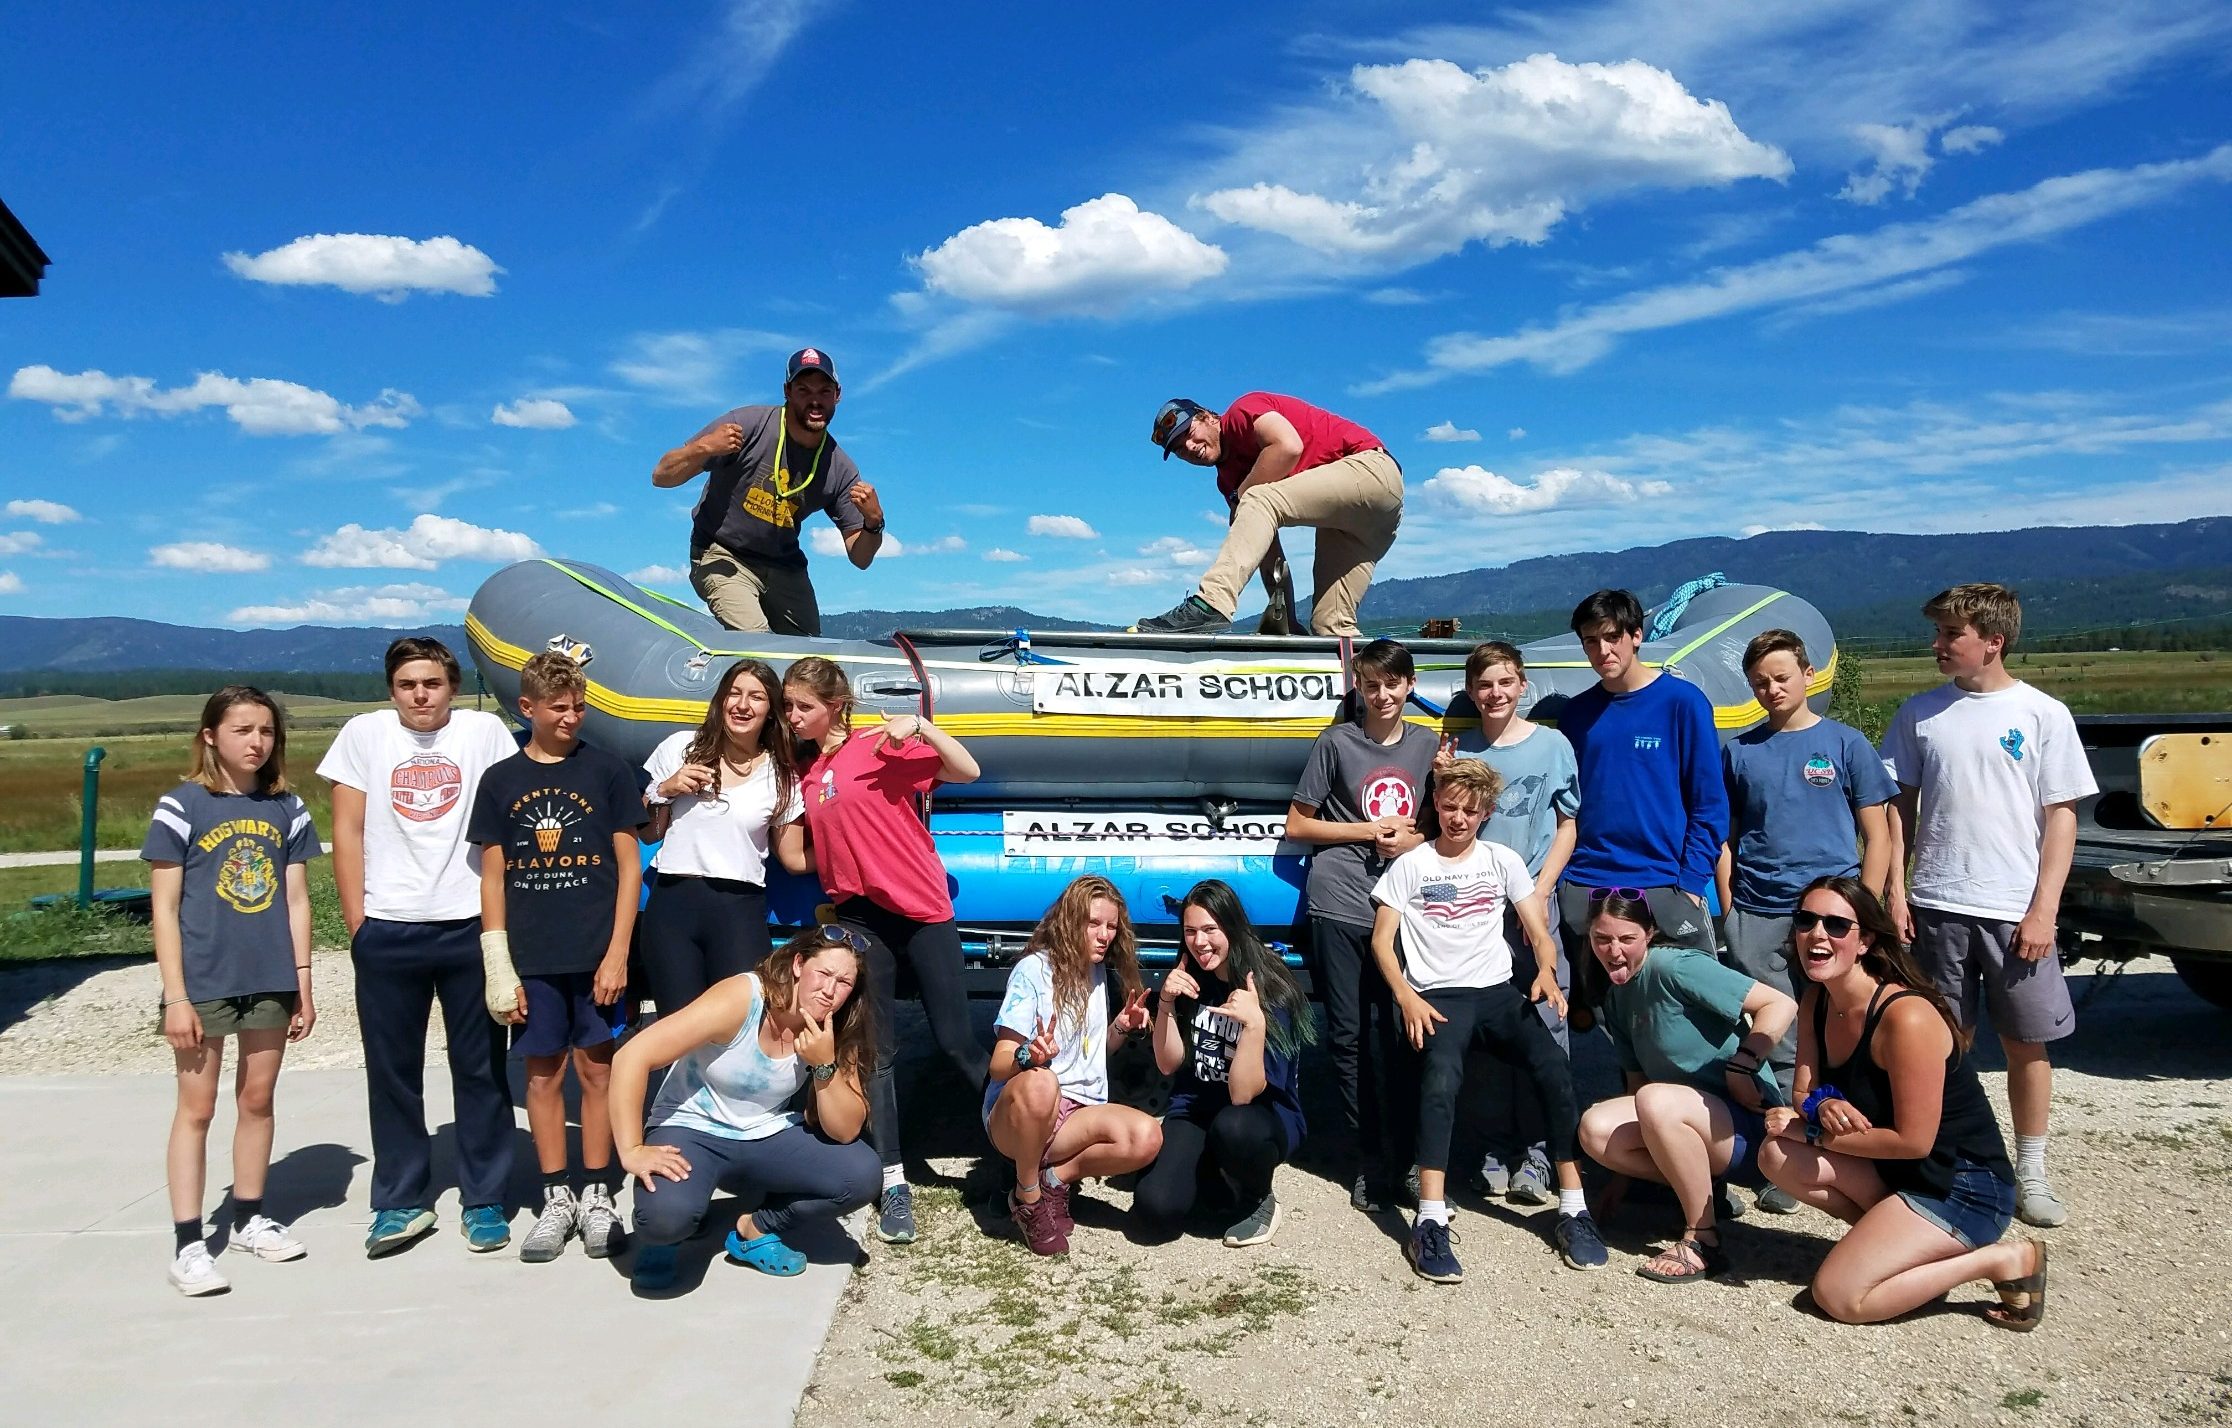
[
  {"left": 1293, "top": 721, "right": 1439, "bottom": 929},
  {"left": 688, "top": 404, "right": 864, "bottom": 568},
  {"left": 1445, "top": 724, "right": 1580, "bottom": 877},
  {"left": 1723, "top": 717, "right": 1897, "bottom": 913},
  {"left": 141, "top": 782, "right": 322, "bottom": 1001}
]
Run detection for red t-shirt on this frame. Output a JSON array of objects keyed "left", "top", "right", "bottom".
[
  {"left": 800, "top": 731, "right": 952, "bottom": 922},
  {"left": 1215, "top": 392, "right": 1385, "bottom": 504}
]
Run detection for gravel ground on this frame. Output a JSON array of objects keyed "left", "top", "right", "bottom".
[{"left": 7, "top": 952, "right": 2227, "bottom": 1426}]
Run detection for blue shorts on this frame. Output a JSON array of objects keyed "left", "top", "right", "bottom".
[
  {"left": 1897, "top": 1160, "right": 2015, "bottom": 1251},
  {"left": 1724, "top": 1101, "right": 1768, "bottom": 1175},
  {"left": 514, "top": 972, "right": 627, "bottom": 1059}
]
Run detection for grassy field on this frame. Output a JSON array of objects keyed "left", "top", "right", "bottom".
[
  {"left": 1839, "top": 648, "right": 2232, "bottom": 743},
  {"left": 0, "top": 692, "right": 391, "bottom": 739},
  {"left": 0, "top": 860, "right": 349, "bottom": 961},
  {"left": 0, "top": 729, "right": 345, "bottom": 853}
]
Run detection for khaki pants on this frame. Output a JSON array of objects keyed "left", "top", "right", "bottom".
[
  {"left": 689, "top": 543, "right": 823, "bottom": 636},
  {"left": 1195, "top": 448, "right": 1403, "bottom": 636}
]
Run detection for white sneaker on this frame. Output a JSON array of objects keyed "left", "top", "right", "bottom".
[
  {"left": 575, "top": 1182, "right": 623, "bottom": 1260},
  {"left": 228, "top": 1214, "right": 308, "bottom": 1262},
  {"left": 520, "top": 1187, "right": 578, "bottom": 1263},
  {"left": 2016, "top": 1175, "right": 2069, "bottom": 1228},
  {"left": 169, "top": 1241, "right": 230, "bottom": 1296}
]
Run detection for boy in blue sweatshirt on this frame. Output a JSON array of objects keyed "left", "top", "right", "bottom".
[{"left": 1554, "top": 590, "right": 1727, "bottom": 976}]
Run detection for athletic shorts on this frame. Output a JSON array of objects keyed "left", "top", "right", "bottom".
[
  {"left": 160, "top": 992, "right": 296, "bottom": 1037},
  {"left": 1908, "top": 907, "right": 2075, "bottom": 1043},
  {"left": 514, "top": 971, "right": 628, "bottom": 1059},
  {"left": 1723, "top": 1100, "right": 1768, "bottom": 1175},
  {"left": 982, "top": 1081, "right": 1094, "bottom": 1166},
  {"left": 1897, "top": 1159, "right": 2015, "bottom": 1252}
]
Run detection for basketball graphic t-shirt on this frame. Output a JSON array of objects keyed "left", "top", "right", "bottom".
[
  {"left": 318, "top": 708, "right": 519, "bottom": 921},
  {"left": 141, "top": 782, "right": 322, "bottom": 1001},
  {"left": 468, "top": 744, "right": 647, "bottom": 975},
  {"left": 1292, "top": 720, "right": 1440, "bottom": 928}
]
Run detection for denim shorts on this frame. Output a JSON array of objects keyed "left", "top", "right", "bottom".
[{"left": 1896, "top": 1160, "right": 2015, "bottom": 1250}]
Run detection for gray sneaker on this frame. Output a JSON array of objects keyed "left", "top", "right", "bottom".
[
  {"left": 1754, "top": 1184, "right": 1802, "bottom": 1215},
  {"left": 520, "top": 1187, "right": 578, "bottom": 1263},
  {"left": 575, "top": 1182, "right": 623, "bottom": 1259},
  {"left": 1508, "top": 1156, "right": 1555, "bottom": 1207},
  {"left": 1222, "top": 1192, "right": 1282, "bottom": 1248},
  {"left": 2016, "top": 1175, "right": 2069, "bottom": 1228},
  {"left": 1474, "top": 1154, "right": 1513, "bottom": 1199}
]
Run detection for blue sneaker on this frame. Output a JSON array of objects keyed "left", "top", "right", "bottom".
[
  {"left": 632, "top": 1243, "right": 680, "bottom": 1292},
  {"left": 875, "top": 1184, "right": 918, "bottom": 1245},
  {"left": 726, "top": 1228, "right": 807, "bottom": 1276},
  {"left": 364, "top": 1207, "right": 435, "bottom": 1258},
  {"left": 1406, "top": 1217, "right": 1463, "bottom": 1284},
  {"left": 460, "top": 1204, "right": 511, "bottom": 1253},
  {"left": 1555, "top": 1211, "right": 1609, "bottom": 1270}
]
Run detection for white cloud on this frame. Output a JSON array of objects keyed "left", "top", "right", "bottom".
[
  {"left": 808, "top": 526, "right": 906, "bottom": 558},
  {"left": 0, "top": 572, "right": 21, "bottom": 594},
  {"left": 5, "top": 499, "right": 79, "bottom": 524},
  {"left": 1508, "top": 427, "right": 1528, "bottom": 440},
  {"left": 1105, "top": 567, "right": 1166, "bottom": 587},
  {"left": 610, "top": 329, "right": 790, "bottom": 403},
  {"left": 1741, "top": 521, "right": 1829, "bottom": 537},
  {"left": 491, "top": 398, "right": 577, "bottom": 429},
  {"left": 1028, "top": 514, "right": 1100, "bottom": 539},
  {"left": 1424, "top": 464, "right": 1674, "bottom": 514},
  {"left": 1375, "top": 144, "right": 2232, "bottom": 386},
  {"left": 1941, "top": 124, "right": 2005, "bottom": 155},
  {"left": 0, "top": 532, "right": 40, "bottom": 556},
  {"left": 1194, "top": 54, "right": 1789, "bottom": 262},
  {"left": 625, "top": 563, "right": 689, "bottom": 585},
  {"left": 915, "top": 534, "right": 967, "bottom": 554},
  {"left": 984, "top": 547, "right": 1027, "bottom": 563},
  {"left": 9, "top": 365, "right": 421, "bottom": 436},
  {"left": 151, "top": 541, "right": 270, "bottom": 573},
  {"left": 559, "top": 502, "right": 621, "bottom": 520},
  {"left": 223, "top": 234, "right": 501, "bottom": 300},
  {"left": 1365, "top": 287, "right": 1437, "bottom": 305},
  {"left": 912, "top": 194, "right": 1228, "bottom": 316},
  {"left": 229, "top": 582, "right": 466, "bottom": 626},
  {"left": 1139, "top": 535, "right": 1214, "bottom": 566},
  {"left": 657, "top": 0, "right": 813, "bottom": 116},
  {"left": 302, "top": 514, "right": 543, "bottom": 570},
  {"left": 1424, "top": 421, "right": 1481, "bottom": 443},
  {"left": 1838, "top": 119, "right": 1938, "bottom": 204}
]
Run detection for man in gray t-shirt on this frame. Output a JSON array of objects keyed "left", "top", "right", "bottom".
[{"left": 650, "top": 347, "right": 888, "bottom": 635}]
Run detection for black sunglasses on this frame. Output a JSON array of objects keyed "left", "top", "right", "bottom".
[
  {"left": 1588, "top": 886, "right": 1647, "bottom": 902},
  {"left": 1791, "top": 910, "right": 1857, "bottom": 938}
]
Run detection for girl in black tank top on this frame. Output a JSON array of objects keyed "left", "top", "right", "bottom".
[{"left": 1756, "top": 877, "right": 2047, "bottom": 1331}]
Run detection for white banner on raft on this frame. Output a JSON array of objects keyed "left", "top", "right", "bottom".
[
  {"left": 1027, "top": 661, "right": 1343, "bottom": 719},
  {"left": 1001, "top": 810, "right": 1305, "bottom": 859}
]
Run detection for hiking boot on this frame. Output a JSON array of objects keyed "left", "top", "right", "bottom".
[
  {"left": 1473, "top": 1153, "right": 1513, "bottom": 1199},
  {"left": 1508, "top": 1154, "right": 1555, "bottom": 1206},
  {"left": 576, "top": 1182, "right": 623, "bottom": 1259},
  {"left": 2016, "top": 1176, "right": 2068, "bottom": 1228},
  {"left": 1222, "top": 1192, "right": 1282, "bottom": 1248},
  {"left": 364, "top": 1207, "right": 436, "bottom": 1258},
  {"left": 1134, "top": 595, "right": 1227, "bottom": 634},
  {"left": 876, "top": 1184, "right": 918, "bottom": 1245},
  {"left": 1407, "top": 1218, "right": 1463, "bottom": 1283},
  {"left": 461, "top": 1203, "right": 512, "bottom": 1253},
  {"left": 1555, "top": 1211, "right": 1609, "bottom": 1270},
  {"left": 1010, "top": 1191, "right": 1070, "bottom": 1256},
  {"left": 521, "top": 1187, "right": 577, "bottom": 1263},
  {"left": 168, "top": 1241, "right": 229, "bottom": 1297},
  {"left": 1754, "top": 1184, "right": 1802, "bottom": 1215},
  {"left": 229, "top": 1214, "right": 307, "bottom": 1262}
]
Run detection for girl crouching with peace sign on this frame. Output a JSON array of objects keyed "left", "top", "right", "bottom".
[
  {"left": 609, "top": 926, "right": 882, "bottom": 1291},
  {"left": 984, "top": 876, "right": 1162, "bottom": 1255},
  {"left": 1134, "top": 880, "right": 1314, "bottom": 1247}
]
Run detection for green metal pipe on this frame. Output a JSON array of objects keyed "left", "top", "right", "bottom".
[{"left": 79, "top": 746, "right": 105, "bottom": 909}]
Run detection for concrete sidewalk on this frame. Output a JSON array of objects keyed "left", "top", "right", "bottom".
[{"left": 0, "top": 1068, "right": 862, "bottom": 1425}]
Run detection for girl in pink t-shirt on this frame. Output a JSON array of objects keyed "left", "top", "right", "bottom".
[{"left": 782, "top": 656, "right": 989, "bottom": 1246}]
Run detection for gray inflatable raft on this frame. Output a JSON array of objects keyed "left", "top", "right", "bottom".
[{"left": 465, "top": 559, "right": 1837, "bottom": 805}]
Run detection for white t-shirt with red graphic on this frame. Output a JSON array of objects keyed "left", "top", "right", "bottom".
[
  {"left": 319, "top": 708, "right": 519, "bottom": 921},
  {"left": 1371, "top": 837, "right": 1536, "bottom": 992}
]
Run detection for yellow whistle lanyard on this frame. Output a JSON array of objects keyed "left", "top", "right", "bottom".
[{"left": 766, "top": 416, "right": 828, "bottom": 501}]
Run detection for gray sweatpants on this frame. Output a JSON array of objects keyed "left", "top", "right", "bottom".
[
  {"left": 1721, "top": 906, "right": 1798, "bottom": 1095},
  {"left": 632, "top": 1121, "right": 879, "bottom": 1245}
]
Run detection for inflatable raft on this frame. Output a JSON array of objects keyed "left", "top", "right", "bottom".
[{"left": 466, "top": 559, "right": 1837, "bottom": 948}]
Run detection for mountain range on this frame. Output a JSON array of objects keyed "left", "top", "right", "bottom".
[{"left": 5, "top": 517, "right": 2228, "bottom": 673}]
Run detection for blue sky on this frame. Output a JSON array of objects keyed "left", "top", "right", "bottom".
[{"left": 3, "top": 1, "right": 2229, "bottom": 628}]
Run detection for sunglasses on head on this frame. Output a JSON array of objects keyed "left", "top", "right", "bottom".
[
  {"left": 809, "top": 924, "right": 868, "bottom": 953},
  {"left": 1588, "top": 886, "right": 1647, "bottom": 903},
  {"left": 1791, "top": 910, "right": 1857, "bottom": 938}
]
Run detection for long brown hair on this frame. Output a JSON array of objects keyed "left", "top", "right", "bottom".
[
  {"left": 189, "top": 685, "right": 289, "bottom": 795},
  {"left": 756, "top": 926, "right": 878, "bottom": 1080},
  {"left": 685, "top": 660, "right": 797, "bottom": 812},
  {"left": 781, "top": 655, "right": 853, "bottom": 745},
  {"left": 1024, "top": 875, "right": 1141, "bottom": 1033},
  {"left": 1796, "top": 875, "right": 1970, "bottom": 1052}
]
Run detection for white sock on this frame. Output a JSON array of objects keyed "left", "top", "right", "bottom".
[
  {"left": 1417, "top": 1199, "right": 1450, "bottom": 1226},
  {"left": 1042, "top": 1167, "right": 1065, "bottom": 1192},
  {"left": 882, "top": 1163, "right": 906, "bottom": 1191},
  {"left": 2015, "top": 1134, "right": 2048, "bottom": 1182},
  {"left": 1557, "top": 1188, "right": 1588, "bottom": 1218}
]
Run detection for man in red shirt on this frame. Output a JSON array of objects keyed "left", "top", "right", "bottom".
[{"left": 1138, "top": 393, "right": 1404, "bottom": 636}]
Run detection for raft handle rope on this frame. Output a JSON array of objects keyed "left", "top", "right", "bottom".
[
  {"left": 978, "top": 628, "right": 1070, "bottom": 666},
  {"left": 1645, "top": 572, "right": 1729, "bottom": 641}
]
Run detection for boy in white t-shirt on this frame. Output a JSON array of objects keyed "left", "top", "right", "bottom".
[
  {"left": 320, "top": 638, "right": 521, "bottom": 1257},
  {"left": 1881, "top": 583, "right": 2097, "bottom": 1229},
  {"left": 1369, "top": 759, "right": 1606, "bottom": 1283}
]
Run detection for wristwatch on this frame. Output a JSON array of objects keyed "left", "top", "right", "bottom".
[
  {"left": 1012, "top": 1042, "right": 1037, "bottom": 1071},
  {"left": 808, "top": 1061, "right": 837, "bottom": 1083}
]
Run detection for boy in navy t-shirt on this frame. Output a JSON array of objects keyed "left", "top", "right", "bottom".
[{"left": 469, "top": 652, "right": 646, "bottom": 1263}]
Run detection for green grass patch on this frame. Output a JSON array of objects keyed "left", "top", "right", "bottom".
[
  {"left": 2001, "top": 1387, "right": 2046, "bottom": 1412},
  {"left": 1857, "top": 649, "right": 2232, "bottom": 717},
  {"left": 0, "top": 859, "right": 348, "bottom": 961}
]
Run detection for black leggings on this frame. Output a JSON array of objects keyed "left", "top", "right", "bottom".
[
  {"left": 1415, "top": 982, "right": 1579, "bottom": 1173},
  {"left": 1133, "top": 1102, "right": 1291, "bottom": 1228},
  {"left": 835, "top": 898, "right": 986, "bottom": 1166},
  {"left": 639, "top": 874, "right": 772, "bottom": 1017},
  {"left": 1306, "top": 916, "right": 1417, "bottom": 1174}
]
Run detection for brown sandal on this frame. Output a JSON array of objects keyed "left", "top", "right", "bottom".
[
  {"left": 1985, "top": 1238, "right": 2048, "bottom": 1332},
  {"left": 1636, "top": 1229, "right": 1727, "bottom": 1284}
]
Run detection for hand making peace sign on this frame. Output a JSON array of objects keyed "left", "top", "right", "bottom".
[{"left": 1110, "top": 987, "right": 1153, "bottom": 1037}]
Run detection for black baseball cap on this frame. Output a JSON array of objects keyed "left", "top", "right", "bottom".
[
  {"left": 786, "top": 347, "right": 838, "bottom": 384},
  {"left": 1152, "top": 398, "right": 1209, "bottom": 459}
]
